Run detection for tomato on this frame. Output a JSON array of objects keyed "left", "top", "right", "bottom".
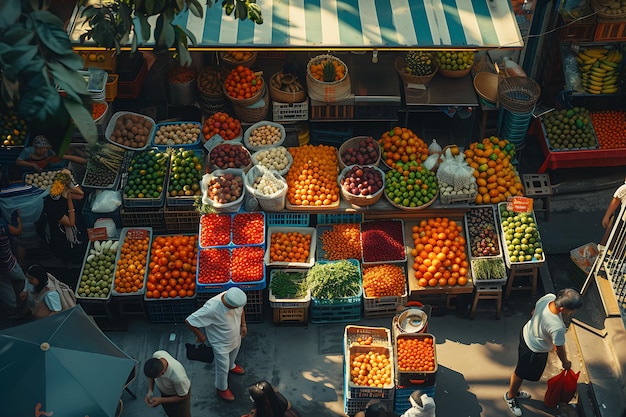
[
  {"left": 232, "top": 212, "right": 265, "bottom": 245},
  {"left": 200, "top": 214, "right": 232, "bottom": 247},
  {"left": 198, "top": 248, "right": 231, "bottom": 284},
  {"left": 231, "top": 247, "right": 264, "bottom": 283}
]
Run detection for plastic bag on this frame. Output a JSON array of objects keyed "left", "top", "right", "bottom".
[
  {"left": 544, "top": 369, "right": 579, "bottom": 408},
  {"left": 91, "top": 190, "right": 122, "bottom": 213}
]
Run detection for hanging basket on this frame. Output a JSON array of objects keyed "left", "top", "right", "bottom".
[
  {"left": 394, "top": 56, "right": 438, "bottom": 86},
  {"left": 306, "top": 54, "right": 351, "bottom": 102},
  {"left": 498, "top": 76, "right": 540, "bottom": 113}
]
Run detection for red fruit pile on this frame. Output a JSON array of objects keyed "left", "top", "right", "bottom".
[
  {"left": 233, "top": 213, "right": 265, "bottom": 245},
  {"left": 200, "top": 214, "right": 232, "bottom": 247},
  {"left": 202, "top": 112, "right": 242, "bottom": 141},
  {"left": 198, "top": 248, "right": 230, "bottom": 284},
  {"left": 232, "top": 247, "right": 264, "bottom": 283},
  {"left": 224, "top": 65, "right": 264, "bottom": 100},
  {"left": 209, "top": 143, "right": 251, "bottom": 170},
  {"left": 361, "top": 220, "right": 406, "bottom": 263},
  {"left": 340, "top": 136, "right": 380, "bottom": 166}
]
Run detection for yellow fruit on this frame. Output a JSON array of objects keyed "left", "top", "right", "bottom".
[{"left": 88, "top": 53, "right": 97, "bottom": 62}]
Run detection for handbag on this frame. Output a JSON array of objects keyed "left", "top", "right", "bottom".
[
  {"left": 544, "top": 369, "right": 580, "bottom": 408},
  {"left": 185, "top": 343, "right": 214, "bottom": 363}
]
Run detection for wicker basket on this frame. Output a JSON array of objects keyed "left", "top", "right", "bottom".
[
  {"left": 224, "top": 81, "right": 265, "bottom": 107},
  {"left": 498, "top": 76, "right": 540, "bottom": 113},
  {"left": 592, "top": 0, "right": 626, "bottom": 21},
  {"left": 394, "top": 56, "right": 438, "bottom": 85},
  {"left": 384, "top": 190, "right": 438, "bottom": 211},
  {"left": 232, "top": 87, "right": 270, "bottom": 123},
  {"left": 219, "top": 51, "right": 257, "bottom": 68},
  {"left": 196, "top": 66, "right": 228, "bottom": 99},
  {"left": 306, "top": 54, "right": 351, "bottom": 102},
  {"left": 269, "top": 72, "right": 307, "bottom": 103},
  {"left": 339, "top": 165, "right": 385, "bottom": 207},
  {"left": 338, "top": 136, "right": 381, "bottom": 171},
  {"left": 438, "top": 67, "right": 472, "bottom": 78}
]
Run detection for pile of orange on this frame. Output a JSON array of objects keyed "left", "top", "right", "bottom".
[
  {"left": 464, "top": 136, "right": 524, "bottom": 204},
  {"left": 397, "top": 336, "right": 435, "bottom": 372},
  {"left": 202, "top": 111, "right": 241, "bottom": 141},
  {"left": 286, "top": 145, "right": 340, "bottom": 207},
  {"left": 410, "top": 217, "right": 469, "bottom": 288},
  {"left": 146, "top": 235, "right": 198, "bottom": 299},
  {"left": 378, "top": 127, "right": 429, "bottom": 169},
  {"left": 224, "top": 65, "right": 263, "bottom": 100},
  {"left": 268, "top": 231, "right": 312, "bottom": 263},
  {"left": 309, "top": 59, "right": 346, "bottom": 82},
  {"left": 590, "top": 111, "right": 626, "bottom": 149},
  {"left": 114, "top": 235, "right": 150, "bottom": 294}
]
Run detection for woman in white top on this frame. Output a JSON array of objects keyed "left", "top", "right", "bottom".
[{"left": 23, "top": 264, "right": 61, "bottom": 319}]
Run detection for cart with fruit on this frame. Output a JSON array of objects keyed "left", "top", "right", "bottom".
[{"left": 465, "top": 206, "right": 507, "bottom": 286}]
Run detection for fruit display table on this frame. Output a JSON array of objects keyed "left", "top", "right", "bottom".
[{"left": 530, "top": 118, "right": 626, "bottom": 173}]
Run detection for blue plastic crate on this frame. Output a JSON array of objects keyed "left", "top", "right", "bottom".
[
  {"left": 151, "top": 121, "right": 202, "bottom": 149},
  {"left": 266, "top": 213, "right": 310, "bottom": 226},
  {"left": 393, "top": 385, "right": 435, "bottom": 415},
  {"left": 196, "top": 246, "right": 266, "bottom": 292},
  {"left": 344, "top": 392, "right": 393, "bottom": 416},
  {"left": 316, "top": 213, "right": 363, "bottom": 225},
  {"left": 310, "top": 259, "right": 362, "bottom": 324},
  {"left": 145, "top": 296, "right": 198, "bottom": 323},
  {"left": 199, "top": 212, "right": 266, "bottom": 249}
]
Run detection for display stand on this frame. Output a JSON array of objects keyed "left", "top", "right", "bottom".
[
  {"left": 469, "top": 286, "right": 502, "bottom": 319},
  {"left": 505, "top": 264, "right": 539, "bottom": 297}
]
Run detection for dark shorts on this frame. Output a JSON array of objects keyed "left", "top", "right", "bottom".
[
  {"left": 162, "top": 387, "right": 192, "bottom": 417},
  {"left": 514, "top": 330, "right": 548, "bottom": 382}
]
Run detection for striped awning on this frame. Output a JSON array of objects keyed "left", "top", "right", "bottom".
[{"left": 68, "top": 0, "right": 523, "bottom": 49}]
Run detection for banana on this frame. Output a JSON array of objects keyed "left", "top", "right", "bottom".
[
  {"left": 585, "top": 48, "right": 608, "bottom": 58},
  {"left": 588, "top": 80, "right": 604, "bottom": 87},
  {"left": 588, "top": 89, "right": 602, "bottom": 94},
  {"left": 591, "top": 66, "right": 606, "bottom": 73},
  {"left": 581, "top": 64, "right": 593, "bottom": 71},
  {"left": 601, "top": 87, "right": 619, "bottom": 94},
  {"left": 577, "top": 52, "right": 593, "bottom": 61},
  {"left": 583, "top": 57, "right": 598, "bottom": 65},
  {"left": 589, "top": 74, "right": 605, "bottom": 83},
  {"left": 599, "top": 62, "right": 616, "bottom": 71}
]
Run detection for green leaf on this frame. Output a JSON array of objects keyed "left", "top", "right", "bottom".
[
  {"left": 0, "top": 1, "right": 21, "bottom": 30},
  {"left": 2, "top": 46, "right": 39, "bottom": 74},
  {"left": 64, "top": 98, "right": 97, "bottom": 146},
  {"left": 29, "top": 0, "right": 51, "bottom": 12},
  {"left": 31, "top": 10, "right": 64, "bottom": 27},
  {"left": 236, "top": 0, "right": 247, "bottom": 20},
  {"left": 155, "top": 13, "right": 175, "bottom": 49},
  {"left": 146, "top": 0, "right": 167, "bottom": 15},
  {"left": 18, "top": 85, "right": 60, "bottom": 122},
  {"left": 36, "top": 23, "right": 74, "bottom": 56},
  {"left": 48, "top": 61, "right": 89, "bottom": 99},
  {"left": 188, "top": 0, "right": 204, "bottom": 18},
  {"left": 175, "top": 24, "right": 197, "bottom": 46},
  {"left": 1, "top": 77, "right": 20, "bottom": 103},
  {"left": 1, "top": 27, "right": 35, "bottom": 46},
  {"left": 136, "top": 14, "right": 151, "bottom": 43}
]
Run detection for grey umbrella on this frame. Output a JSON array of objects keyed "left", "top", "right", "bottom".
[{"left": 0, "top": 305, "right": 135, "bottom": 417}]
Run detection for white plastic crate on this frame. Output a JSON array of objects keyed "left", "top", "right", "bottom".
[{"left": 272, "top": 101, "right": 308, "bottom": 122}]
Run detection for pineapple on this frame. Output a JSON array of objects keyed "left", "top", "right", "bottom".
[{"left": 405, "top": 51, "right": 436, "bottom": 76}]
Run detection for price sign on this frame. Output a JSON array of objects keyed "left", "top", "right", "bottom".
[
  {"left": 507, "top": 196, "right": 533, "bottom": 213},
  {"left": 87, "top": 227, "right": 108, "bottom": 242},
  {"left": 204, "top": 134, "right": 224, "bottom": 154},
  {"left": 126, "top": 228, "right": 149, "bottom": 240}
]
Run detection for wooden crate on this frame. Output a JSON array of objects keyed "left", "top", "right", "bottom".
[
  {"left": 120, "top": 207, "right": 167, "bottom": 233},
  {"left": 310, "top": 98, "right": 355, "bottom": 120},
  {"left": 594, "top": 21, "right": 626, "bottom": 41},
  {"left": 164, "top": 205, "right": 200, "bottom": 233},
  {"left": 272, "top": 307, "right": 308, "bottom": 325}
]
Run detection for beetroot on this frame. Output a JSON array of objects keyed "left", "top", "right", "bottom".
[{"left": 361, "top": 220, "right": 406, "bottom": 263}]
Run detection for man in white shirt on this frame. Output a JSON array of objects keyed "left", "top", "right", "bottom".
[
  {"left": 185, "top": 287, "right": 247, "bottom": 402},
  {"left": 503, "top": 288, "right": 583, "bottom": 416},
  {"left": 144, "top": 350, "right": 192, "bottom": 417},
  {"left": 601, "top": 178, "right": 626, "bottom": 244}
]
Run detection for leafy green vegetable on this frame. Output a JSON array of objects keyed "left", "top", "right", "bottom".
[
  {"left": 306, "top": 260, "right": 361, "bottom": 300},
  {"left": 269, "top": 271, "right": 307, "bottom": 299},
  {"left": 472, "top": 258, "right": 506, "bottom": 280}
]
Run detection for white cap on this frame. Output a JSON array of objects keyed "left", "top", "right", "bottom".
[{"left": 223, "top": 287, "right": 247, "bottom": 308}]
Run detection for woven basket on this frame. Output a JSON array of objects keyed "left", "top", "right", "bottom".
[
  {"left": 232, "top": 87, "right": 270, "bottom": 123},
  {"left": 196, "top": 66, "right": 228, "bottom": 99},
  {"left": 224, "top": 80, "right": 265, "bottom": 107},
  {"left": 339, "top": 165, "right": 385, "bottom": 207},
  {"left": 338, "top": 136, "right": 381, "bottom": 171},
  {"left": 498, "top": 76, "right": 540, "bottom": 113},
  {"left": 269, "top": 72, "right": 306, "bottom": 103},
  {"left": 394, "top": 56, "right": 438, "bottom": 85},
  {"left": 438, "top": 67, "right": 472, "bottom": 78},
  {"left": 219, "top": 51, "right": 257, "bottom": 68},
  {"left": 384, "top": 190, "right": 438, "bottom": 211},
  {"left": 592, "top": 0, "right": 626, "bottom": 21},
  {"left": 306, "top": 54, "right": 351, "bottom": 102}
]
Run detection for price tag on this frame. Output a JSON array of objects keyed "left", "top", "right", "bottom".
[
  {"left": 507, "top": 196, "right": 533, "bottom": 213},
  {"left": 204, "top": 134, "right": 224, "bottom": 154},
  {"left": 87, "top": 227, "right": 108, "bottom": 242},
  {"left": 126, "top": 228, "right": 148, "bottom": 240}
]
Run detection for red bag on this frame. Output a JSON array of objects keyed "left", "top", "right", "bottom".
[{"left": 544, "top": 369, "right": 580, "bottom": 408}]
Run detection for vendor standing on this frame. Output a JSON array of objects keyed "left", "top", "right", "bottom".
[{"left": 15, "top": 135, "right": 86, "bottom": 172}]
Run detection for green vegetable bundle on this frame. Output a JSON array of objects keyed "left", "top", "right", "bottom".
[
  {"left": 269, "top": 271, "right": 308, "bottom": 299},
  {"left": 471, "top": 258, "right": 506, "bottom": 280},
  {"left": 306, "top": 260, "right": 361, "bottom": 300}
]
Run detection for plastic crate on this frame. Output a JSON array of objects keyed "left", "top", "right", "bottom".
[
  {"left": 272, "top": 101, "right": 309, "bottom": 122},
  {"left": 496, "top": 202, "right": 546, "bottom": 268},
  {"left": 199, "top": 212, "right": 266, "bottom": 248},
  {"left": 272, "top": 307, "right": 308, "bottom": 325},
  {"left": 310, "top": 260, "right": 362, "bottom": 324},
  {"left": 316, "top": 213, "right": 363, "bottom": 225},
  {"left": 310, "top": 98, "right": 355, "bottom": 120},
  {"left": 151, "top": 121, "right": 202, "bottom": 149},
  {"left": 346, "top": 345, "right": 395, "bottom": 399},
  {"left": 79, "top": 50, "right": 117, "bottom": 72},
  {"left": 120, "top": 207, "right": 167, "bottom": 233},
  {"left": 196, "top": 247, "right": 266, "bottom": 292},
  {"left": 266, "top": 213, "right": 310, "bottom": 226},
  {"left": 265, "top": 226, "right": 317, "bottom": 268},
  {"left": 111, "top": 227, "right": 153, "bottom": 296},
  {"left": 344, "top": 396, "right": 393, "bottom": 417},
  {"left": 393, "top": 385, "right": 436, "bottom": 415},
  {"left": 76, "top": 238, "right": 118, "bottom": 302},
  {"left": 145, "top": 296, "right": 198, "bottom": 323},
  {"left": 164, "top": 204, "right": 200, "bottom": 233},
  {"left": 106, "top": 74, "right": 118, "bottom": 102},
  {"left": 363, "top": 289, "right": 408, "bottom": 318},
  {"left": 594, "top": 21, "right": 626, "bottom": 41},
  {"left": 117, "top": 58, "right": 148, "bottom": 99},
  {"left": 344, "top": 325, "right": 392, "bottom": 348},
  {"left": 196, "top": 289, "right": 264, "bottom": 323},
  {"left": 268, "top": 269, "right": 310, "bottom": 308},
  {"left": 394, "top": 333, "right": 437, "bottom": 387},
  {"left": 360, "top": 220, "right": 406, "bottom": 265}
]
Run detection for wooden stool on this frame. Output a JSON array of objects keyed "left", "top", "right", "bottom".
[
  {"left": 522, "top": 174, "right": 553, "bottom": 220},
  {"left": 505, "top": 264, "right": 539, "bottom": 297},
  {"left": 469, "top": 286, "right": 502, "bottom": 319}
]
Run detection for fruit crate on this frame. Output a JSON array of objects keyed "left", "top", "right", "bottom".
[
  {"left": 316, "top": 213, "right": 363, "bottom": 225},
  {"left": 345, "top": 345, "right": 395, "bottom": 399},
  {"left": 344, "top": 325, "right": 392, "bottom": 349},
  {"left": 199, "top": 212, "right": 266, "bottom": 249},
  {"left": 76, "top": 238, "right": 118, "bottom": 302},
  {"left": 393, "top": 385, "right": 436, "bottom": 415},
  {"left": 120, "top": 207, "right": 167, "bottom": 233},
  {"left": 265, "top": 226, "right": 317, "bottom": 268},
  {"left": 310, "top": 98, "right": 355, "bottom": 120},
  {"left": 122, "top": 157, "right": 169, "bottom": 208},
  {"left": 594, "top": 21, "right": 626, "bottom": 41},
  {"left": 316, "top": 224, "right": 362, "bottom": 261},
  {"left": 363, "top": 287, "right": 408, "bottom": 319},
  {"left": 310, "top": 259, "right": 362, "bottom": 324},
  {"left": 145, "top": 295, "right": 198, "bottom": 323},
  {"left": 496, "top": 202, "right": 547, "bottom": 268},
  {"left": 117, "top": 58, "right": 148, "bottom": 99},
  {"left": 540, "top": 116, "right": 599, "bottom": 152},
  {"left": 196, "top": 247, "right": 266, "bottom": 292},
  {"left": 81, "top": 204, "right": 122, "bottom": 229},
  {"left": 268, "top": 269, "right": 311, "bottom": 308},
  {"left": 111, "top": 227, "right": 153, "bottom": 296},
  {"left": 394, "top": 333, "right": 438, "bottom": 387},
  {"left": 151, "top": 121, "right": 202, "bottom": 150},
  {"left": 344, "top": 395, "right": 393, "bottom": 417},
  {"left": 272, "top": 307, "right": 308, "bottom": 326},
  {"left": 266, "top": 213, "right": 310, "bottom": 226},
  {"left": 196, "top": 289, "right": 265, "bottom": 323},
  {"left": 272, "top": 101, "right": 309, "bottom": 122},
  {"left": 166, "top": 150, "right": 204, "bottom": 207},
  {"left": 360, "top": 219, "right": 406, "bottom": 265},
  {"left": 164, "top": 204, "right": 201, "bottom": 233}
]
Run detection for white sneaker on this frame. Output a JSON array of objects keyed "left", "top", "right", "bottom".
[
  {"left": 516, "top": 391, "right": 531, "bottom": 399},
  {"left": 504, "top": 392, "right": 523, "bottom": 416}
]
